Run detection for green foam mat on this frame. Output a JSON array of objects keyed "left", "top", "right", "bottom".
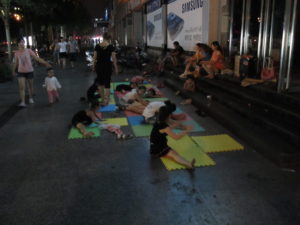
[
  {"left": 191, "top": 134, "right": 244, "bottom": 153},
  {"left": 131, "top": 125, "right": 153, "bottom": 137},
  {"left": 68, "top": 127, "right": 101, "bottom": 139},
  {"left": 160, "top": 136, "right": 216, "bottom": 170}
]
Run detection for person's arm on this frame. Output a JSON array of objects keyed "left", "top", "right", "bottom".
[
  {"left": 29, "top": 50, "right": 51, "bottom": 67},
  {"left": 160, "top": 126, "right": 191, "bottom": 140},
  {"left": 12, "top": 55, "right": 19, "bottom": 76},
  {"left": 135, "top": 94, "right": 148, "bottom": 106},
  {"left": 76, "top": 123, "right": 94, "bottom": 137},
  {"left": 55, "top": 78, "right": 62, "bottom": 89},
  {"left": 112, "top": 51, "right": 118, "bottom": 74}
]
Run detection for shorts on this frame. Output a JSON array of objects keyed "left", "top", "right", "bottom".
[
  {"left": 150, "top": 146, "right": 171, "bottom": 157},
  {"left": 59, "top": 52, "right": 67, "bottom": 58},
  {"left": 69, "top": 53, "right": 77, "bottom": 61},
  {"left": 17, "top": 72, "right": 34, "bottom": 79}
]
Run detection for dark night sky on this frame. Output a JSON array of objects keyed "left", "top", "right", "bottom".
[{"left": 81, "top": 0, "right": 109, "bottom": 18}]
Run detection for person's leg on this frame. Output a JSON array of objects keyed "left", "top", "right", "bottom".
[
  {"left": 48, "top": 90, "right": 54, "bottom": 104},
  {"left": 126, "top": 102, "right": 145, "bottom": 114},
  {"left": 27, "top": 78, "right": 34, "bottom": 99},
  {"left": 62, "top": 57, "right": 66, "bottom": 69},
  {"left": 17, "top": 77, "right": 26, "bottom": 105},
  {"left": 53, "top": 90, "right": 59, "bottom": 101},
  {"left": 164, "top": 150, "right": 195, "bottom": 169},
  {"left": 202, "top": 64, "right": 214, "bottom": 79}
]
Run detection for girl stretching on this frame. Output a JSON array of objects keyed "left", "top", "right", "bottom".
[{"left": 150, "top": 106, "right": 195, "bottom": 169}]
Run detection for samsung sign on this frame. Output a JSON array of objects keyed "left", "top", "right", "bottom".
[
  {"left": 182, "top": 0, "right": 204, "bottom": 13},
  {"left": 167, "top": 0, "right": 209, "bottom": 51}
]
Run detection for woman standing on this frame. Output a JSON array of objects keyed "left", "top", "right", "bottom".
[
  {"left": 13, "top": 38, "right": 51, "bottom": 107},
  {"left": 92, "top": 33, "right": 118, "bottom": 105}
]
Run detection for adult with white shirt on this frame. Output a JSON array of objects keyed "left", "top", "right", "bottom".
[{"left": 57, "top": 37, "right": 68, "bottom": 69}]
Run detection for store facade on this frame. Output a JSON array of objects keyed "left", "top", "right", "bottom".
[{"left": 111, "top": 0, "right": 299, "bottom": 93}]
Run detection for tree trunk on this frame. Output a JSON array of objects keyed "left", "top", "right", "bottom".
[{"left": 3, "top": 16, "right": 12, "bottom": 61}]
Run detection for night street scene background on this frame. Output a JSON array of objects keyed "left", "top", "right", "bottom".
[{"left": 0, "top": 0, "right": 299, "bottom": 225}]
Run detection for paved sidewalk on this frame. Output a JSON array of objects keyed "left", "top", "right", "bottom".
[{"left": 0, "top": 61, "right": 299, "bottom": 225}]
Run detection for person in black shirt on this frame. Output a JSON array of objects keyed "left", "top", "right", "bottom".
[
  {"left": 150, "top": 106, "right": 195, "bottom": 169},
  {"left": 170, "top": 41, "right": 184, "bottom": 66},
  {"left": 93, "top": 33, "right": 118, "bottom": 105}
]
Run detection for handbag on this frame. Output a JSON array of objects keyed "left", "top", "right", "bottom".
[{"left": 261, "top": 58, "right": 276, "bottom": 81}]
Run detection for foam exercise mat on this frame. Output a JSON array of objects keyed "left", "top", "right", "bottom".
[
  {"left": 99, "top": 104, "right": 116, "bottom": 112},
  {"left": 112, "top": 82, "right": 130, "bottom": 89},
  {"left": 98, "top": 95, "right": 115, "bottom": 105},
  {"left": 144, "top": 97, "right": 169, "bottom": 102},
  {"left": 160, "top": 136, "right": 216, "bottom": 170},
  {"left": 191, "top": 134, "right": 244, "bottom": 153},
  {"left": 128, "top": 116, "right": 145, "bottom": 126},
  {"left": 173, "top": 120, "right": 205, "bottom": 133},
  {"left": 101, "top": 118, "right": 128, "bottom": 126},
  {"left": 68, "top": 127, "right": 101, "bottom": 139},
  {"left": 131, "top": 124, "right": 153, "bottom": 137}
]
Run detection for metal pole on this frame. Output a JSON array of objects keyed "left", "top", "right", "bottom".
[
  {"left": 239, "top": 0, "right": 246, "bottom": 55},
  {"left": 243, "top": 0, "right": 251, "bottom": 54},
  {"left": 285, "top": 0, "right": 298, "bottom": 90},
  {"left": 277, "top": 0, "right": 291, "bottom": 92},
  {"left": 268, "top": 0, "right": 275, "bottom": 57},
  {"left": 257, "top": 0, "right": 265, "bottom": 72},
  {"left": 229, "top": 0, "right": 235, "bottom": 57},
  {"left": 262, "top": 0, "right": 270, "bottom": 67}
]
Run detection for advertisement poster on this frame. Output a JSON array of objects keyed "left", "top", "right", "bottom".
[
  {"left": 167, "top": 0, "right": 209, "bottom": 51},
  {"left": 146, "top": 0, "right": 163, "bottom": 47}
]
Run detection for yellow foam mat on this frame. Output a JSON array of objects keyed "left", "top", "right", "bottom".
[
  {"left": 101, "top": 118, "right": 128, "bottom": 126},
  {"left": 191, "top": 134, "right": 244, "bottom": 153},
  {"left": 160, "top": 136, "right": 215, "bottom": 171}
]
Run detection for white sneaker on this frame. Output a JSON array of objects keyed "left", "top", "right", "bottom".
[
  {"left": 18, "top": 102, "right": 26, "bottom": 107},
  {"left": 29, "top": 98, "right": 34, "bottom": 104}
]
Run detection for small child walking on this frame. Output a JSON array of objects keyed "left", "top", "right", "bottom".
[{"left": 44, "top": 68, "right": 62, "bottom": 105}]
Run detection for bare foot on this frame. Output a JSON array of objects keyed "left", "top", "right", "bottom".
[
  {"left": 189, "top": 158, "right": 196, "bottom": 170},
  {"left": 179, "top": 73, "right": 188, "bottom": 78},
  {"left": 175, "top": 91, "right": 180, "bottom": 95}
]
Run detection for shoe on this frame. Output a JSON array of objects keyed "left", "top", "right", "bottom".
[
  {"left": 122, "top": 134, "right": 134, "bottom": 140},
  {"left": 117, "top": 134, "right": 122, "bottom": 140},
  {"left": 29, "top": 98, "right": 34, "bottom": 104},
  {"left": 18, "top": 102, "right": 26, "bottom": 107}
]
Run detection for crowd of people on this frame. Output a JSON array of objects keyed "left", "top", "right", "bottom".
[{"left": 12, "top": 34, "right": 227, "bottom": 170}]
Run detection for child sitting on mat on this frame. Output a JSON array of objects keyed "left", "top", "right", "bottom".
[
  {"left": 44, "top": 68, "right": 62, "bottom": 105},
  {"left": 71, "top": 101, "right": 133, "bottom": 139},
  {"left": 150, "top": 106, "right": 195, "bottom": 169}
]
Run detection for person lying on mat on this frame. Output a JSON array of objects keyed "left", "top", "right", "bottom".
[
  {"left": 121, "top": 85, "right": 147, "bottom": 105},
  {"left": 150, "top": 106, "right": 195, "bottom": 169},
  {"left": 72, "top": 102, "right": 133, "bottom": 139},
  {"left": 115, "top": 82, "right": 138, "bottom": 93},
  {"left": 144, "top": 87, "right": 163, "bottom": 98},
  {"left": 143, "top": 100, "right": 186, "bottom": 124}
]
